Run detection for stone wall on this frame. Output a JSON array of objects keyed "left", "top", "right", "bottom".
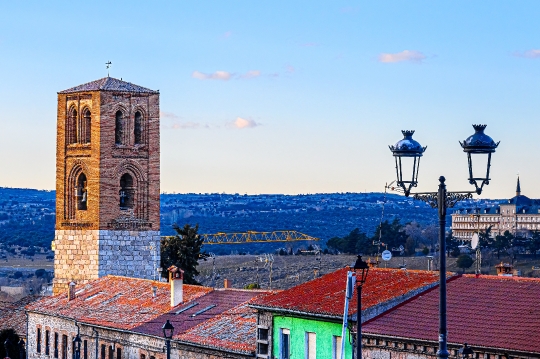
[
  {"left": 53, "top": 230, "right": 160, "bottom": 295},
  {"left": 27, "top": 312, "right": 252, "bottom": 359}
]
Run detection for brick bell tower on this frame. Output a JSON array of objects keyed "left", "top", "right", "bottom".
[{"left": 53, "top": 77, "right": 160, "bottom": 294}]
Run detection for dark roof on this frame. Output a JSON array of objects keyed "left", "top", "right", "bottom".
[
  {"left": 251, "top": 268, "right": 441, "bottom": 319},
  {"left": 59, "top": 77, "right": 158, "bottom": 94},
  {"left": 363, "top": 275, "right": 540, "bottom": 353},
  {"left": 1, "top": 296, "right": 41, "bottom": 338},
  {"left": 132, "top": 289, "right": 260, "bottom": 337},
  {"left": 507, "top": 194, "right": 536, "bottom": 206}
]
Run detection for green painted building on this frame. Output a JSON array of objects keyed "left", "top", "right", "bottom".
[{"left": 250, "top": 267, "right": 442, "bottom": 359}]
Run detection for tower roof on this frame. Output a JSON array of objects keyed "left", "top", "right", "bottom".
[
  {"left": 517, "top": 176, "right": 521, "bottom": 195},
  {"left": 59, "top": 77, "right": 158, "bottom": 94}
]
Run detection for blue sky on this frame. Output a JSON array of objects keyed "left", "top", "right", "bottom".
[{"left": 0, "top": 1, "right": 539, "bottom": 198}]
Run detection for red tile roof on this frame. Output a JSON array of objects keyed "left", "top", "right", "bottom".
[
  {"left": 26, "top": 276, "right": 212, "bottom": 330},
  {"left": 251, "top": 268, "right": 441, "bottom": 318},
  {"left": 363, "top": 275, "right": 540, "bottom": 353},
  {"left": 0, "top": 296, "right": 41, "bottom": 338},
  {"left": 132, "top": 289, "right": 260, "bottom": 338},
  {"left": 177, "top": 300, "right": 261, "bottom": 355}
]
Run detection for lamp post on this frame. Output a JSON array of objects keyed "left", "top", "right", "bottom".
[
  {"left": 389, "top": 125, "right": 499, "bottom": 359},
  {"left": 72, "top": 335, "right": 82, "bottom": 359},
  {"left": 458, "top": 343, "right": 474, "bottom": 359},
  {"left": 352, "top": 255, "right": 369, "bottom": 359},
  {"left": 162, "top": 320, "right": 174, "bottom": 359}
]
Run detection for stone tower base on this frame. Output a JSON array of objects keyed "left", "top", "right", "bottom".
[{"left": 53, "top": 229, "right": 161, "bottom": 295}]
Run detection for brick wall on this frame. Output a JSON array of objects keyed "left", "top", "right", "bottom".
[{"left": 53, "top": 86, "right": 161, "bottom": 294}]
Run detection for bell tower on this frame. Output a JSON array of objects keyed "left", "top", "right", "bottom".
[{"left": 53, "top": 77, "right": 161, "bottom": 294}]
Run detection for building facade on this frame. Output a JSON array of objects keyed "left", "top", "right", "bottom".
[
  {"left": 250, "top": 268, "right": 442, "bottom": 359},
  {"left": 452, "top": 177, "right": 540, "bottom": 241},
  {"left": 53, "top": 77, "right": 161, "bottom": 294}
]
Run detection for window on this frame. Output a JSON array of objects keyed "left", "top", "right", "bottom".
[
  {"left": 134, "top": 111, "right": 143, "bottom": 145},
  {"left": 83, "top": 340, "right": 87, "bottom": 359},
  {"left": 305, "top": 332, "right": 316, "bottom": 359},
  {"left": 101, "top": 345, "right": 106, "bottom": 359},
  {"left": 116, "top": 348, "right": 121, "bottom": 359},
  {"left": 67, "top": 108, "right": 78, "bottom": 144},
  {"left": 140, "top": 355, "right": 146, "bottom": 359},
  {"left": 108, "top": 346, "right": 114, "bottom": 359},
  {"left": 257, "top": 326, "right": 269, "bottom": 356},
  {"left": 115, "top": 111, "right": 124, "bottom": 145},
  {"left": 54, "top": 333, "right": 59, "bottom": 358},
  {"left": 76, "top": 173, "right": 88, "bottom": 210},
  {"left": 37, "top": 327, "right": 42, "bottom": 353},
  {"left": 280, "top": 328, "right": 290, "bottom": 359},
  {"left": 119, "top": 173, "right": 134, "bottom": 209},
  {"left": 80, "top": 109, "right": 91, "bottom": 144},
  {"left": 62, "top": 335, "right": 68, "bottom": 359},
  {"left": 332, "top": 335, "right": 342, "bottom": 359},
  {"left": 45, "top": 330, "right": 50, "bottom": 355}
]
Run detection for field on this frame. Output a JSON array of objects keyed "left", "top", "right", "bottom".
[{"left": 195, "top": 252, "right": 540, "bottom": 290}]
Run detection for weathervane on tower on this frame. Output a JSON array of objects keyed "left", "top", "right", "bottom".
[{"left": 106, "top": 61, "right": 112, "bottom": 77}]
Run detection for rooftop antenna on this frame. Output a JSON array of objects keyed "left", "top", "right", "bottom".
[{"left": 106, "top": 61, "right": 112, "bottom": 77}]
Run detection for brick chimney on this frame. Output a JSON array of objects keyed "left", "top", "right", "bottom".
[
  {"left": 68, "top": 281, "right": 76, "bottom": 301},
  {"left": 168, "top": 265, "right": 184, "bottom": 307},
  {"left": 224, "top": 279, "right": 231, "bottom": 288}
]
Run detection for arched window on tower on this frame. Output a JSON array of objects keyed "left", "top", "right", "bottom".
[
  {"left": 134, "top": 111, "right": 143, "bottom": 145},
  {"left": 119, "top": 173, "right": 134, "bottom": 210},
  {"left": 75, "top": 173, "right": 88, "bottom": 211},
  {"left": 67, "top": 108, "right": 77, "bottom": 144},
  {"left": 82, "top": 109, "right": 91, "bottom": 144},
  {"left": 115, "top": 111, "right": 124, "bottom": 145}
]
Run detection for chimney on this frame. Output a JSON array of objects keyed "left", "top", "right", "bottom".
[
  {"left": 168, "top": 265, "right": 184, "bottom": 307},
  {"left": 224, "top": 279, "right": 231, "bottom": 288},
  {"left": 68, "top": 281, "right": 76, "bottom": 301}
]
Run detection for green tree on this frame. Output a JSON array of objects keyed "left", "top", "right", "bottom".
[
  {"left": 160, "top": 223, "right": 208, "bottom": 285},
  {"left": 327, "top": 228, "right": 372, "bottom": 255},
  {"left": 528, "top": 231, "right": 540, "bottom": 258},
  {"left": 404, "top": 237, "right": 416, "bottom": 256},
  {"left": 372, "top": 218, "right": 407, "bottom": 251},
  {"left": 478, "top": 226, "right": 493, "bottom": 250},
  {"left": 456, "top": 254, "right": 474, "bottom": 273},
  {"left": 493, "top": 231, "right": 513, "bottom": 259},
  {"left": 445, "top": 231, "right": 460, "bottom": 257}
]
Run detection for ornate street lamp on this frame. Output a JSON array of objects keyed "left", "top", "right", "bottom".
[
  {"left": 389, "top": 124, "right": 499, "bottom": 359},
  {"left": 162, "top": 320, "right": 175, "bottom": 359},
  {"left": 458, "top": 343, "right": 474, "bottom": 359},
  {"left": 72, "top": 335, "right": 82, "bottom": 359},
  {"left": 388, "top": 130, "right": 427, "bottom": 197},
  {"left": 352, "top": 255, "right": 369, "bottom": 359}
]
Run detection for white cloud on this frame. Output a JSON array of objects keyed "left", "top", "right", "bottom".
[
  {"left": 160, "top": 111, "right": 182, "bottom": 120},
  {"left": 192, "top": 70, "right": 232, "bottom": 80},
  {"left": 514, "top": 49, "right": 540, "bottom": 58},
  {"left": 228, "top": 117, "right": 260, "bottom": 129},
  {"left": 285, "top": 65, "right": 295, "bottom": 73},
  {"left": 223, "top": 31, "right": 232, "bottom": 38},
  {"left": 240, "top": 70, "right": 261, "bottom": 79},
  {"left": 378, "top": 50, "right": 427, "bottom": 64},
  {"left": 170, "top": 122, "right": 209, "bottom": 130}
]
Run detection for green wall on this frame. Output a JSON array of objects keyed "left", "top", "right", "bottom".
[{"left": 273, "top": 316, "right": 352, "bottom": 359}]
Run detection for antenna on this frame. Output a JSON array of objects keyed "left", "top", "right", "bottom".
[
  {"left": 471, "top": 233, "right": 479, "bottom": 249},
  {"left": 105, "top": 61, "right": 112, "bottom": 77}
]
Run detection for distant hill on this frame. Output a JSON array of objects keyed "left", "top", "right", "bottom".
[{"left": 0, "top": 187, "right": 504, "bottom": 254}]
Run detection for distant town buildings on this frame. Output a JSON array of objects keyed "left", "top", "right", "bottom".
[{"left": 452, "top": 177, "right": 540, "bottom": 240}]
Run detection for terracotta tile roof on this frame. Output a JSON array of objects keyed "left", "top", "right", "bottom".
[
  {"left": 176, "top": 295, "right": 266, "bottom": 355},
  {"left": 26, "top": 276, "right": 212, "bottom": 330},
  {"left": 132, "top": 289, "right": 260, "bottom": 338},
  {"left": 0, "top": 296, "right": 41, "bottom": 338},
  {"left": 251, "top": 268, "right": 441, "bottom": 319},
  {"left": 59, "top": 77, "right": 158, "bottom": 94},
  {"left": 363, "top": 275, "right": 540, "bottom": 353}
]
